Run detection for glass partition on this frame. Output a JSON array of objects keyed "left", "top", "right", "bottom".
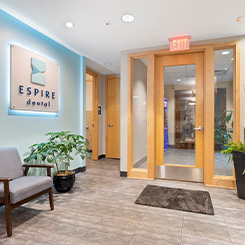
[
  {"left": 133, "top": 58, "right": 147, "bottom": 169},
  {"left": 164, "top": 65, "right": 196, "bottom": 166},
  {"left": 214, "top": 49, "right": 234, "bottom": 176}
]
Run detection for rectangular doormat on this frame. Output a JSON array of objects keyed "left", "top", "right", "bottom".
[{"left": 135, "top": 185, "right": 214, "bottom": 215}]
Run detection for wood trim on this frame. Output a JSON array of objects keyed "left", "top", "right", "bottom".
[
  {"left": 105, "top": 75, "right": 120, "bottom": 158},
  {"left": 212, "top": 177, "right": 236, "bottom": 189},
  {"left": 203, "top": 47, "right": 215, "bottom": 185},
  {"left": 86, "top": 68, "right": 99, "bottom": 160},
  {"left": 155, "top": 56, "right": 164, "bottom": 166},
  {"left": 127, "top": 55, "right": 134, "bottom": 175},
  {"left": 129, "top": 41, "right": 237, "bottom": 58},
  {"left": 147, "top": 54, "right": 156, "bottom": 179},
  {"left": 163, "top": 164, "right": 199, "bottom": 168},
  {"left": 234, "top": 42, "right": 240, "bottom": 143},
  {"left": 128, "top": 169, "right": 151, "bottom": 179},
  {"left": 234, "top": 42, "right": 241, "bottom": 179}
]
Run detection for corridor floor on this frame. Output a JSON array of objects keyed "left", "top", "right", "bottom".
[{"left": 0, "top": 158, "right": 244, "bottom": 244}]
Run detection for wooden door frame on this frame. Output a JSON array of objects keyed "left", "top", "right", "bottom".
[
  {"left": 127, "top": 41, "right": 240, "bottom": 188},
  {"left": 86, "top": 69, "right": 98, "bottom": 160},
  {"left": 105, "top": 75, "right": 120, "bottom": 158}
]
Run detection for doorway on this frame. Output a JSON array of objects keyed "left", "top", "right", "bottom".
[
  {"left": 86, "top": 69, "right": 98, "bottom": 160},
  {"left": 127, "top": 42, "right": 240, "bottom": 189},
  {"left": 157, "top": 53, "right": 204, "bottom": 182},
  {"left": 106, "top": 76, "right": 120, "bottom": 159}
]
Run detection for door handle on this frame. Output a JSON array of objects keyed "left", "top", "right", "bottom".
[
  {"left": 108, "top": 124, "right": 113, "bottom": 127},
  {"left": 86, "top": 126, "right": 89, "bottom": 129},
  {"left": 194, "top": 126, "right": 204, "bottom": 131}
]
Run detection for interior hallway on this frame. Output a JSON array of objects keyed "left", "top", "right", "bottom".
[{"left": 0, "top": 158, "right": 244, "bottom": 245}]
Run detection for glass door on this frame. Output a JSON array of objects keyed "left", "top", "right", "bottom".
[{"left": 157, "top": 52, "right": 204, "bottom": 182}]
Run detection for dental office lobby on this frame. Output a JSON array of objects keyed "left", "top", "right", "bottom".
[{"left": 1, "top": 1, "right": 245, "bottom": 244}]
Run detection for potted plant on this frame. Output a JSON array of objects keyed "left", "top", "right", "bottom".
[
  {"left": 24, "top": 131, "right": 90, "bottom": 193},
  {"left": 221, "top": 140, "right": 245, "bottom": 199},
  {"left": 215, "top": 110, "right": 233, "bottom": 150}
]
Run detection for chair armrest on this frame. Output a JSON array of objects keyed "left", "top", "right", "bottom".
[
  {"left": 0, "top": 178, "right": 13, "bottom": 183},
  {"left": 23, "top": 165, "right": 54, "bottom": 177}
]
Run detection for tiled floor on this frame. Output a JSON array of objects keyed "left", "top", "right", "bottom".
[
  {"left": 136, "top": 148, "right": 233, "bottom": 176},
  {"left": 0, "top": 158, "right": 244, "bottom": 245}
]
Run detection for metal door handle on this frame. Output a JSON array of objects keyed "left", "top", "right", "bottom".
[
  {"left": 86, "top": 126, "right": 89, "bottom": 129},
  {"left": 108, "top": 124, "right": 113, "bottom": 127},
  {"left": 194, "top": 126, "right": 203, "bottom": 131}
]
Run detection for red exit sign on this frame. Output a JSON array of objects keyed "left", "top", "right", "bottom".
[{"left": 169, "top": 36, "right": 191, "bottom": 52}]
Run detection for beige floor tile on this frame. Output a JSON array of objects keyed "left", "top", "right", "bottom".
[{"left": 0, "top": 158, "right": 242, "bottom": 244}]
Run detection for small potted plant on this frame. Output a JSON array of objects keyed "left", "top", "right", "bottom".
[
  {"left": 24, "top": 131, "right": 90, "bottom": 192},
  {"left": 221, "top": 140, "right": 245, "bottom": 199}
]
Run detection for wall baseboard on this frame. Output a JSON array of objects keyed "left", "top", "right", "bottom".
[
  {"left": 73, "top": 166, "right": 86, "bottom": 174},
  {"left": 120, "top": 171, "right": 127, "bottom": 177},
  {"left": 98, "top": 154, "right": 105, "bottom": 160}
]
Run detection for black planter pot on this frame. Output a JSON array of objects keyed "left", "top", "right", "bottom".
[
  {"left": 53, "top": 171, "right": 75, "bottom": 193},
  {"left": 233, "top": 151, "right": 245, "bottom": 199}
]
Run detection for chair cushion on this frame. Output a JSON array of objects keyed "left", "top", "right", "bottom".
[
  {"left": 0, "top": 147, "right": 24, "bottom": 179},
  {"left": 0, "top": 176, "right": 53, "bottom": 204}
]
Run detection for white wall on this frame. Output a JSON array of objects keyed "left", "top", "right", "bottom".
[
  {"left": 133, "top": 59, "right": 147, "bottom": 164},
  {"left": 120, "top": 36, "right": 245, "bottom": 172},
  {"left": 0, "top": 10, "right": 86, "bottom": 171}
]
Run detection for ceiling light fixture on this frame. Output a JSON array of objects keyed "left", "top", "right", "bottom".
[
  {"left": 65, "top": 21, "right": 74, "bottom": 28},
  {"left": 222, "top": 51, "right": 230, "bottom": 55},
  {"left": 104, "top": 62, "right": 112, "bottom": 66},
  {"left": 224, "top": 68, "right": 227, "bottom": 70},
  {"left": 121, "top": 14, "right": 134, "bottom": 23},
  {"left": 236, "top": 16, "right": 244, "bottom": 22},
  {"left": 231, "top": 58, "right": 234, "bottom": 61},
  {"left": 177, "top": 79, "right": 181, "bottom": 82}
]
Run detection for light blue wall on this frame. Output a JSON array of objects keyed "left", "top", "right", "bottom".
[{"left": 0, "top": 9, "right": 86, "bottom": 171}]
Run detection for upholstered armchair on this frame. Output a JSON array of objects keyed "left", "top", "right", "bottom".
[{"left": 0, "top": 147, "right": 54, "bottom": 237}]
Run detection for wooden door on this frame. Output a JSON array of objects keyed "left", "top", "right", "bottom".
[
  {"left": 156, "top": 52, "right": 204, "bottom": 182},
  {"left": 106, "top": 76, "right": 120, "bottom": 158}
]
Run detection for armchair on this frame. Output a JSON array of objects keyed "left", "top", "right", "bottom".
[{"left": 0, "top": 147, "right": 54, "bottom": 237}]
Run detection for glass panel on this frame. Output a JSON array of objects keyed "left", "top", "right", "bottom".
[
  {"left": 164, "top": 65, "right": 196, "bottom": 166},
  {"left": 86, "top": 73, "right": 93, "bottom": 151},
  {"left": 214, "top": 49, "right": 233, "bottom": 176},
  {"left": 133, "top": 58, "right": 147, "bottom": 169}
]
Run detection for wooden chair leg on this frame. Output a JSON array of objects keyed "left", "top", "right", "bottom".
[
  {"left": 49, "top": 188, "right": 54, "bottom": 210},
  {"left": 5, "top": 206, "right": 12, "bottom": 237},
  {"left": 4, "top": 182, "right": 12, "bottom": 237}
]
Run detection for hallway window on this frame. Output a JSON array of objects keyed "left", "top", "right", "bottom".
[
  {"left": 214, "top": 49, "right": 234, "bottom": 176},
  {"left": 133, "top": 58, "right": 147, "bottom": 169}
]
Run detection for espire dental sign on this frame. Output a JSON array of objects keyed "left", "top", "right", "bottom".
[{"left": 10, "top": 44, "right": 59, "bottom": 112}]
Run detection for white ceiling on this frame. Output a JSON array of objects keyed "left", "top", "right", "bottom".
[{"left": 0, "top": 0, "right": 245, "bottom": 75}]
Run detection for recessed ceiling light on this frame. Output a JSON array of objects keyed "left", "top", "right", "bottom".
[
  {"left": 222, "top": 51, "right": 230, "bottom": 55},
  {"left": 65, "top": 21, "right": 74, "bottom": 28},
  {"left": 121, "top": 14, "right": 134, "bottom": 23},
  {"left": 236, "top": 16, "right": 244, "bottom": 22},
  {"left": 224, "top": 68, "right": 227, "bottom": 70},
  {"left": 104, "top": 62, "right": 112, "bottom": 66},
  {"left": 231, "top": 58, "right": 234, "bottom": 61},
  {"left": 177, "top": 79, "right": 181, "bottom": 82}
]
